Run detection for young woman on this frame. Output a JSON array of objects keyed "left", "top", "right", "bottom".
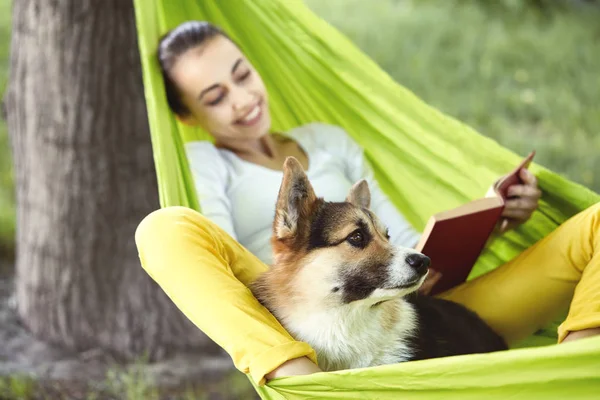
[{"left": 135, "top": 21, "right": 600, "bottom": 386}]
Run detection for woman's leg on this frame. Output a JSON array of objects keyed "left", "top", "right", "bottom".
[
  {"left": 134, "top": 206, "right": 318, "bottom": 385},
  {"left": 438, "top": 203, "right": 600, "bottom": 345}
]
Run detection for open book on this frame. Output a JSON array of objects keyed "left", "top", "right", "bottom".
[{"left": 415, "top": 151, "right": 535, "bottom": 296}]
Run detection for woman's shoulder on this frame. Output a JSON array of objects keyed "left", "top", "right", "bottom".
[
  {"left": 185, "top": 140, "right": 219, "bottom": 156},
  {"left": 184, "top": 140, "right": 231, "bottom": 177}
]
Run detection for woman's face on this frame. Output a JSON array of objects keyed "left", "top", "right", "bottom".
[{"left": 169, "top": 35, "right": 271, "bottom": 143}]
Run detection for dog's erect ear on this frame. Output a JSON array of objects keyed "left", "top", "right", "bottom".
[
  {"left": 274, "top": 157, "right": 317, "bottom": 239},
  {"left": 346, "top": 179, "right": 371, "bottom": 209}
]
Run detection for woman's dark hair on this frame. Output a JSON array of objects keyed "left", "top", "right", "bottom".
[{"left": 158, "top": 21, "right": 230, "bottom": 116}]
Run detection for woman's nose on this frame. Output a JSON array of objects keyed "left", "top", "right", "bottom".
[{"left": 232, "top": 87, "right": 255, "bottom": 111}]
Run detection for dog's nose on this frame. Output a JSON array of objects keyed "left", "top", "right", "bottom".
[{"left": 405, "top": 253, "right": 430, "bottom": 275}]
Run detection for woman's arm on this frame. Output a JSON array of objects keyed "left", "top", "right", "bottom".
[
  {"left": 185, "top": 142, "right": 238, "bottom": 239},
  {"left": 265, "top": 356, "right": 322, "bottom": 380}
]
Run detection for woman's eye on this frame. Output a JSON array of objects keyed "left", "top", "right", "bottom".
[
  {"left": 206, "top": 94, "right": 224, "bottom": 106},
  {"left": 237, "top": 70, "right": 251, "bottom": 81},
  {"left": 346, "top": 230, "right": 364, "bottom": 247}
]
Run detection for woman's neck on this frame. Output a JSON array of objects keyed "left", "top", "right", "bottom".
[{"left": 216, "top": 134, "right": 278, "bottom": 159}]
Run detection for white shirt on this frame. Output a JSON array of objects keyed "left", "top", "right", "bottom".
[{"left": 185, "top": 123, "right": 421, "bottom": 265}]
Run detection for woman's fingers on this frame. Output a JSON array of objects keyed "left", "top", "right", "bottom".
[{"left": 506, "top": 184, "right": 541, "bottom": 200}]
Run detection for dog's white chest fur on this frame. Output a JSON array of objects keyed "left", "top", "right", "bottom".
[{"left": 283, "top": 298, "right": 418, "bottom": 371}]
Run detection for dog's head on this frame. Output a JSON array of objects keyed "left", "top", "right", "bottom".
[{"left": 265, "top": 157, "right": 430, "bottom": 310}]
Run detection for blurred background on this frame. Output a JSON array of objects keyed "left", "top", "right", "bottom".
[
  {"left": 0, "top": 0, "right": 598, "bottom": 398},
  {"left": 2, "top": 0, "right": 600, "bottom": 259}
]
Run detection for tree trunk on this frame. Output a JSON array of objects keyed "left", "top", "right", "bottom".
[{"left": 4, "top": 0, "right": 217, "bottom": 360}]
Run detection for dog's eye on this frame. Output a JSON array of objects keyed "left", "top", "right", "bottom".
[
  {"left": 385, "top": 228, "right": 390, "bottom": 240},
  {"left": 346, "top": 230, "right": 364, "bottom": 247}
]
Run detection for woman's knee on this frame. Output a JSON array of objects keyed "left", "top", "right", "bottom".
[
  {"left": 134, "top": 206, "right": 230, "bottom": 277},
  {"left": 135, "top": 206, "right": 215, "bottom": 249}
]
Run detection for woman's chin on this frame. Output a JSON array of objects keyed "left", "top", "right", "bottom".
[{"left": 235, "top": 116, "right": 272, "bottom": 139}]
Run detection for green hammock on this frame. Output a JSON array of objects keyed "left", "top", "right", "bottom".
[{"left": 133, "top": 0, "right": 600, "bottom": 398}]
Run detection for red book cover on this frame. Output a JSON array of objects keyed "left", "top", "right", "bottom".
[{"left": 415, "top": 151, "right": 535, "bottom": 295}]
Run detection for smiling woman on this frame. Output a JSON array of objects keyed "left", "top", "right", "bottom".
[
  {"left": 159, "top": 23, "right": 272, "bottom": 142},
  {"left": 157, "top": 22, "right": 312, "bottom": 175}
]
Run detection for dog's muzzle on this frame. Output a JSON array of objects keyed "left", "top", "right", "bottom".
[{"left": 384, "top": 251, "right": 431, "bottom": 290}]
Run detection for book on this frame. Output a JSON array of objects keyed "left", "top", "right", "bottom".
[{"left": 415, "top": 151, "right": 536, "bottom": 296}]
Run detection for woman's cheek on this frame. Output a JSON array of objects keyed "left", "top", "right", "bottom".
[{"left": 207, "top": 107, "right": 233, "bottom": 130}]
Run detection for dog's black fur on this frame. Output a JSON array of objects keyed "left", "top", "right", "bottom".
[{"left": 402, "top": 294, "right": 508, "bottom": 360}]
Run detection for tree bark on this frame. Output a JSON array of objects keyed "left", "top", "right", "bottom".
[{"left": 4, "top": 0, "right": 217, "bottom": 360}]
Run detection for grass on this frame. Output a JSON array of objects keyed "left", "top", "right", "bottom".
[
  {"left": 0, "top": 369, "right": 257, "bottom": 400},
  {"left": 0, "top": 376, "right": 36, "bottom": 399}
]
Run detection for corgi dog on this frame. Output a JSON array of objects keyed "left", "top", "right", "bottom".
[{"left": 251, "top": 157, "right": 507, "bottom": 372}]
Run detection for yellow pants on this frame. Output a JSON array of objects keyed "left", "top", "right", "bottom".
[{"left": 134, "top": 203, "right": 600, "bottom": 386}]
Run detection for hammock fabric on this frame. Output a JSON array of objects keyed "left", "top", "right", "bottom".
[{"left": 133, "top": 0, "right": 600, "bottom": 398}]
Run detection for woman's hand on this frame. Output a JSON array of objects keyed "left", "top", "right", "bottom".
[
  {"left": 497, "top": 168, "right": 541, "bottom": 233},
  {"left": 265, "top": 356, "right": 322, "bottom": 381}
]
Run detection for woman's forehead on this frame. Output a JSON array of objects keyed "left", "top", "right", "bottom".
[{"left": 170, "top": 36, "right": 245, "bottom": 90}]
